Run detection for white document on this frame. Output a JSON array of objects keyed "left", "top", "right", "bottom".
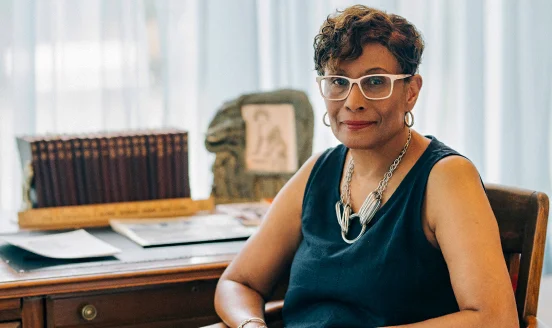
[{"left": 1, "top": 229, "right": 121, "bottom": 259}]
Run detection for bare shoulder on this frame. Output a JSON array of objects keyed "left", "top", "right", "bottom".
[
  {"left": 429, "top": 155, "right": 480, "bottom": 184},
  {"left": 425, "top": 155, "right": 487, "bottom": 229},
  {"left": 427, "top": 155, "right": 483, "bottom": 199},
  {"left": 424, "top": 156, "right": 518, "bottom": 324}
]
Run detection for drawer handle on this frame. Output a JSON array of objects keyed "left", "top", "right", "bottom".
[{"left": 81, "top": 304, "right": 98, "bottom": 321}]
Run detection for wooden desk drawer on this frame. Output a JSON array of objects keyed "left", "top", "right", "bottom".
[
  {"left": 0, "top": 322, "right": 21, "bottom": 328},
  {"left": 46, "top": 280, "right": 220, "bottom": 328},
  {"left": 0, "top": 299, "right": 21, "bottom": 322}
]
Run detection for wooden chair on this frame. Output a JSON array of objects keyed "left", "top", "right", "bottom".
[
  {"left": 205, "top": 183, "right": 550, "bottom": 328},
  {"left": 488, "top": 184, "right": 549, "bottom": 327}
]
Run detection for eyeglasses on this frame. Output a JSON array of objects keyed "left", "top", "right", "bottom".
[{"left": 316, "top": 74, "right": 412, "bottom": 101}]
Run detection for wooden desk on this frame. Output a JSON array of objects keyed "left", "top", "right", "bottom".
[{"left": 0, "top": 222, "right": 241, "bottom": 328}]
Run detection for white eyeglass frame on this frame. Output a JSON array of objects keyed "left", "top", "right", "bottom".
[{"left": 316, "top": 73, "right": 412, "bottom": 101}]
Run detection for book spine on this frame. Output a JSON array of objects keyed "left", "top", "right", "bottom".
[
  {"left": 108, "top": 137, "right": 120, "bottom": 203},
  {"left": 116, "top": 136, "right": 129, "bottom": 202},
  {"left": 99, "top": 137, "right": 112, "bottom": 203},
  {"left": 146, "top": 134, "right": 158, "bottom": 200},
  {"left": 63, "top": 139, "right": 78, "bottom": 206},
  {"left": 90, "top": 138, "right": 103, "bottom": 204},
  {"left": 40, "top": 139, "right": 55, "bottom": 207},
  {"left": 139, "top": 136, "right": 149, "bottom": 201},
  {"left": 131, "top": 136, "right": 141, "bottom": 201},
  {"left": 124, "top": 136, "right": 135, "bottom": 201},
  {"left": 156, "top": 134, "right": 166, "bottom": 199},
  {"left": 47, "top": 140, "right": 62, "bottom": 207},
  {"left": 173, "top": 134, "right": 183, "bottom": 198},
  {"left": 31, "top": 141, "right": 47, "bottom": 208},
  {"left": 82, "top": 138, "right": 96, "bottom": 204},
  {"left": 55, "top": 140, "right": 70, "bottom": 206},
  {"left": 72, "top": 138, "right": 88, "bottom": 205},
  {"left": 165, "top": 134, "right": 174, "bottom": 199},
  {"left": 182, "top": 132, "right": 191, "bottom": 198}
]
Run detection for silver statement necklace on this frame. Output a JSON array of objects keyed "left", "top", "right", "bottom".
[{"left": 335, "top": 129, "right": 412, "bottom": 244}]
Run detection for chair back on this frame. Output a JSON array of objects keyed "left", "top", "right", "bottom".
[{"left": 486, "top": 183, "right": 549, "bottom": 321}]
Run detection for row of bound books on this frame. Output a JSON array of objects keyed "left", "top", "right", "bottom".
[{"left": 17, "top": 129, "right": 190, "bottom": 208}]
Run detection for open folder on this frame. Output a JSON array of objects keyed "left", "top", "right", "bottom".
[{"left": 110, "top": 214, "right": 258, "bottom": 247}]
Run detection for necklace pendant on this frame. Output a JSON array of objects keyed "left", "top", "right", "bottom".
[
  {"left": 341, "top": 224, "right": 366, "bottom": 244},
  {"left": 337, "top": 190, "right": 384, "bottom": 244},
  {"left": 336, "top": 128, "right": 411, "bottom": 245},
  {"left": 335, "top": 201, "right": 351, "bottom": 234},
  {"left": 336, "top": 201, "right": 368, "bottom": 244},
  {"left": 358, "top": 191, "right": 382, "bottom": 226}
]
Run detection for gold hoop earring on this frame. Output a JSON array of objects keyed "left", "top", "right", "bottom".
[
  {"left": 323, "top": 112, "right": 331, "bottom": 127},
  {"left": 404, "top": 111, "right": 414, "bottom": 127}
]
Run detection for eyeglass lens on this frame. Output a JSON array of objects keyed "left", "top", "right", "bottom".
[{"left": 320, "top": 75, "right": 392, "bottom": 100}]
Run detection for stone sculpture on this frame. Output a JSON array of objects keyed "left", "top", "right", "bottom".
[{"left": 205, "top": 89, "right": 314, "bottom": 203}]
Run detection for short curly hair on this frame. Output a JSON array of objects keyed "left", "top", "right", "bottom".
[{"left": 314, "top": 5, "right": 424, "bottom": 76}]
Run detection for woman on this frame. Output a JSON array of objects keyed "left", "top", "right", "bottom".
[{"left": 215, "top": 5, "right": 518, "bottom": 328}]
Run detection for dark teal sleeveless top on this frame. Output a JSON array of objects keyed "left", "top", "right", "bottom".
[{"left": 283, "top": 136, "right": 461, "bottom": 327}]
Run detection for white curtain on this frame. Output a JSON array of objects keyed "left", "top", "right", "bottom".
[{"left": 0, "top": 0, "right": 551, "bottom": 272}]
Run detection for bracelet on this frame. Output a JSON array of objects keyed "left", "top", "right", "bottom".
[{"left": 237, "top": 317, "right": 267, "bottom": 328}]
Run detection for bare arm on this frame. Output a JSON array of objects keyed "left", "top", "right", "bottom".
[
  {"left": 214, "top": 153, "right": 321, "bottom": 328},
  {"left": 386, "top": 156, "right": 519, "bottom": 328}
]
